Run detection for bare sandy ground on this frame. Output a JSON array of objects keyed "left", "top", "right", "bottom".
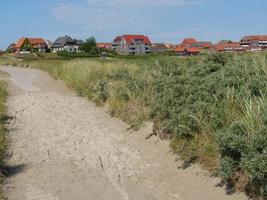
[{"left": 0, "top": 66, "right": 248, "bottom": 200}]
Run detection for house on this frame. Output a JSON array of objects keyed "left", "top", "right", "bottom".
[
  {"left": 97, "top": 43, "right": 112, "bottom": 50},
  {"left": 190, "top": 41, "right": 214, "bottom": 50},
  {"left": 15, "top": 37, "right": 47, "bottom": 52},
  {"left": 74, "top": 39, "right": 85, "bottom": 48},
  {"left": 6, "top": 43, "right": 16, "bottom": 53},
  {"left": 175, "top": 46, "right": 200, "bottom": 56},
  {"left": 214, "top": 41, "right": 243, "bottom": 52},
  {"left": 181, "top": 38, "right": 198, "bottom": 47},
  {"left": 165, "top": 44, "right": 177, "bottom": 50},
  {"left": 52, "top": 36, "right": 80, "bottom": 52},
  {"left": 112, "top": 35, "right": 151, "bottom": 55},
  {"left": 179, "top": 38, "right": 214, "bottom": 50},
  {"left": 151, "top": 43, "right": 168, "bottom": 53},
  {"left": 240, "top": 35, "right": 267, "bottom": 51}
]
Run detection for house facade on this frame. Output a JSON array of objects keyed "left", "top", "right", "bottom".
[
  {"left": 15, "top": 37, "right": 47, "bottom": 52},
  {"left": 112, "top": 35, "right": 151, "bottom": 55},
  {"left": 52, "top": 36, "right": 81, "bottom": 52},
  {"left": 214, "top": 41, "right": 243, "bottom": 52},
  {"left": 240, "top": 35, "right": 267, "bottom": 51}
]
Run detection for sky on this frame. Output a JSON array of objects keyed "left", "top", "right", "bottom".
[{"left": 0, "top": 0, "right": 267, "bottom": 49}]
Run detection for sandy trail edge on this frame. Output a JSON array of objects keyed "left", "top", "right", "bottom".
[{"left": 0, "top": 66, "right": 248, "bottom": 200}]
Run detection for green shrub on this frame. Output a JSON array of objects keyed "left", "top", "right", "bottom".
[{"left": 151, "top": 53, "right": 267, "bottom": 197}]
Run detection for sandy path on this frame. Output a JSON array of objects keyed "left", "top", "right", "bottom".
[{"left": 0, "top": 66, "right": 248, "bottom": 200}]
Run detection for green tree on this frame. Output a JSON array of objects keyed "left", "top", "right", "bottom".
[
  {"left": 80, "top": 36, "right": 98, "bottom": 54},
  {"left": 22, "top": 38, "right": 33, "bottom": 52}
]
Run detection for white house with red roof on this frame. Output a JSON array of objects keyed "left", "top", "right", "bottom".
[
  {"left": 15, "top": 37, "right": 47, "bottom": 52},
  {"left": 112, "top": 35, "right": 151, "bottom": 55},
  {"left": 240, "top": 35, "right": 267, "bottom": 51}
]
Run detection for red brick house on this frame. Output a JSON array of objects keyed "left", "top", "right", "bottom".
[
  {"left": 175, "top": 46, "right": 200, "bottom": 56},
  {"left": 15, "top": 37, "right": 47, "bottom": 52},
  {"left": 112, "top": 35, "right": 151, "bottom": 55}
]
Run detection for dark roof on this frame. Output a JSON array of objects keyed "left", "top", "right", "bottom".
[
  {"left": 53, "top": 36, "right": 75, "bottom": 48},
  {"left": 6, "top": 43, "right": 15, "bottom": 51},
  {"left": 74, "top": 39, "right": 84, "bottom": 46}
]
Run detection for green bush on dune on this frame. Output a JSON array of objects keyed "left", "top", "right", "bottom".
[
  {"left": 17, "top": 52, "right": 267, "bottom": 198},
  {"left": 151, "top": 53, "right": 267, "bottom": 197}
]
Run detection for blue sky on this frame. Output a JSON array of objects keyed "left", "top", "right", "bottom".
[{"left": 0, "top": 0, "right": 267, "bottom": 49}]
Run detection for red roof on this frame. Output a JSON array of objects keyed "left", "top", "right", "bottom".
[
  {"left": 187, "top": 47, "right": 200, "bottom": 53},
  {"left": 241, "top": 35, "right": 267, "bottom": 43},
  {"left": 175, "top": 46, "right": 186, "bottom": 52},
  {"left": 214, "top": 42, "right": 243, "bottom": 51},
  {"left": 97, "top": 43, "right": 112, "bottom": 48},
  {"left": 201, "top": 42, "right": 213, "bottom": 49},
  {"left": 15, "top": 37, "right": 46, "bottom": 48},
  {"left": 175, "top": 46, "right": 200, "bottom": 53},
  {"left": 114, "top": 35, "right": 151, "bottom": 45},
  {"left": 182, "top": 38, "right": 198, "bottom": 45},
  {"left": 113, "top": 36, "right": 122, "bottom": 43}
]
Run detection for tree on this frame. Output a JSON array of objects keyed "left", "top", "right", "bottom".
[
  {"left": 80, "top": 36, "right": 98, "bottom": 54},
  {"left": 22, "top": 38, "right": 33, "bottom": 52}
]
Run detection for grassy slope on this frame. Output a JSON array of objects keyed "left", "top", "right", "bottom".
[
  {"left": 0, "top": 80, "right": 7, "bottom": 199},
  {"left": 1, "top": 52, "right": 267, "bottom": 199}
]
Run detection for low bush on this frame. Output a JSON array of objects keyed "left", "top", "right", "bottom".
[{"left": 151, "top": 53, "right": 267, "bottom": 198}]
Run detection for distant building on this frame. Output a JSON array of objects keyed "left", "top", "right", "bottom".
[
  {"left": 151, "top": 43, "right": 168, "bottom": 53},
  {"left": 164, "top": 43, "right": 176, "bottom": 50},
  {"left": 112, "top": 35, "right": 151, "bottom": 55},
  {"left": 46, "top": 40, "right": 53, "bottom": 50},
  {"left": 181, "top": 38, "right": 198, "bottom": 47},
  {"left": 240, "top": 35, "right": 267, "bottom": 51},
  {"left": 190, "top": 41, "right": 214, "bottom": 50},
  {"left": 175, "top": 46, "right": 200, "bottom": 56},
  {"left": 214, "top": 41, "right": 243, "bottom": 52},
  {"left": 97, "top": 43, "right": 112, "bottom": 50},
  {"left": 15, "top": 37, "right": 47, "bottom": 52},
  {"left": 6, "top": 43, "right": 16, "bottom": 53},
  {"left": 179, "top": 38, "right": 214, "bottom": 50},
  {"left": 52, "top": 36, "right": 80, "bottom": 52}
]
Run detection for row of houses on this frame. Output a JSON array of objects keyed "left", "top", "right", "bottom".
[
  {"left": 175, "top": 35, "right": 267, "bottom": 55},
  {"left": 7, "top": 36, "right": 85, "bottom": 53},
  {"left": 6, "top": 34, "right": 267, "bottom": 55}
]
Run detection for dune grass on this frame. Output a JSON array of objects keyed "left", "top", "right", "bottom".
[
  {"left": 0, "top": 81, "right": 7, "bottom": 199},
  {"left": 1, "top": 52, "right": 267, "bottom": 199}
]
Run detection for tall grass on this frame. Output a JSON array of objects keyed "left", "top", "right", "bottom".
[
  {"left": 5, "top": 52, "right": 267, "bottom": 199},
  {"left": 29, "top": 59, "right": 155, "bottom": 129},
  {"left": 0, "top": 81, "right": 7, "bottom": 199}
]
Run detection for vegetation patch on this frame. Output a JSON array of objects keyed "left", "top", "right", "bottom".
[
  {"left": 3, "top": 52, "right": 267, "bottom": 199},
  {"left": 0, "top": 81, "right": 7, "bottom": 199}
]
